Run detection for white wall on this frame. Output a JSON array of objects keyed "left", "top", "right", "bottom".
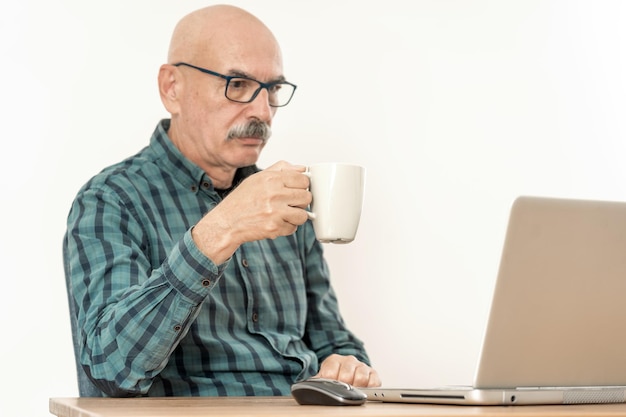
[{"left": 2, "top": 0, "right": 626, "bottom": 415}]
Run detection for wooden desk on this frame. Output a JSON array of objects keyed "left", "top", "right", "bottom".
[{"left": 49, "top": 396, "right": 626, "bottom": 417}]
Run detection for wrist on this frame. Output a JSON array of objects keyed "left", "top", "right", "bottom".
[{"left": 191, "top": 214, "right": 242, "bottom": 265}]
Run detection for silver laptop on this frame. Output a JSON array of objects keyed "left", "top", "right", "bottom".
[{"left": 363, "top": 196, "right": 626, "bottom": 405}]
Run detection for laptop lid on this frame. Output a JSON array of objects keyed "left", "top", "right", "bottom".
[{"left": 364, "top": 196, "right": 626, "bottom": 405}]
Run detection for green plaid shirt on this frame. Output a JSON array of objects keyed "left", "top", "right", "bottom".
[{"left": 63, "top": 119, "right": 369, "bottom": 397}]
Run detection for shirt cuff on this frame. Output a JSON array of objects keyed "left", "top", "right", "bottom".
[{"left": 161, "top": 229, "right": 228, "bottom": 303}]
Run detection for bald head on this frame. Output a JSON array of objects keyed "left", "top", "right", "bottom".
[
  {"left": 158, "top": 5, "right": 287, "bottom": 179},
  {"left": 167, "top": 5, "right": 282, "bottom": 68}
]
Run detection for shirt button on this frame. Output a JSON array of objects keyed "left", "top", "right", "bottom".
[
  {"left": 252, "top": 312, "right": 259, "bottom": 322},
  {"left": 202, "top": 181, "right": 210, "bottom": 189},
  {"left": 201, "top": 279, "right": 211, "bottom": 287},
  {"left": 190, "top": 185, "right": 198, "bottom": 192},
  {"left": 174, "top": 324, "right": 182, "bottom": 332},
  {"left": 242, "top": 259, "right": 249, "bottom": 268}
]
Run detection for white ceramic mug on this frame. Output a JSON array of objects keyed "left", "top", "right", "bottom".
[{"left": 304, "top": 163, "right": 365, "bottom": 244}]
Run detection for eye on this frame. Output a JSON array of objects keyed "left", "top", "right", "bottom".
[
  {"left": 268, "top": 84, "right": 283, "bottom": 94},
  {"left": 229, "top": 78, "right": 254, "bottom": 90}
]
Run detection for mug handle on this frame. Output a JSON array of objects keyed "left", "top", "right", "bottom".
[{"left": 302, "top": 170, "right": 316, "bottom": 220}]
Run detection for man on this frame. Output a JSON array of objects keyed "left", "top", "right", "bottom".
[{"left": 63, "top": 5, "right": 380, "bottom": 397}]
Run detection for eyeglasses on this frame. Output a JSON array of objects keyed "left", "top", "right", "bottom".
[{"left": 173, "top": 62, "right": 297, "bottom": 107}]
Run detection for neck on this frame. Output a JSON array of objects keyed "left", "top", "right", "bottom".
[
  {"left": 166, "top": 121, "right": 236, "bottom": 189},
  {"left": 205, "top": 167, "right": 236, "bottom": 190}
]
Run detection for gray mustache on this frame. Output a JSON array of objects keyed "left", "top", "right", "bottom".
[{"left": 227, "top": 120, "right": 272, "bottom": 141}]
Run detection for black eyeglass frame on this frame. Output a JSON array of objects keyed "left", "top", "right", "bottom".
[{"left": 173, "top": 62, "right": 297, "bottom": 107}]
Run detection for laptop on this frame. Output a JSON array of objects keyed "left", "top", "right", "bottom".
[{"left": 363, "top": 196, "right": 626, "bottom": 405}]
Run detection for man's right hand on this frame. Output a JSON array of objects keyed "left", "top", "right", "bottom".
[{"left": 191, "top": 161, "right": 312, "bottom": 264}]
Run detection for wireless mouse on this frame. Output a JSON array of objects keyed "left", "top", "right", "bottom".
[{"left": 290, "top": 377, "right": 367, "bottom": 406}]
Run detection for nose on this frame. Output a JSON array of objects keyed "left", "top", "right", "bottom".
[{"left": 248, "top": 87, "right": 274, "bottom": 121}]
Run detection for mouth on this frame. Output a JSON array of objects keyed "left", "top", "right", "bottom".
[{"left": 234, "top": 136, "right": 266, "bottom": 146}]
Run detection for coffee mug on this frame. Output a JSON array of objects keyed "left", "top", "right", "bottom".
[{"left": 304, "top": 163, "right": 365, "bottom": 243}]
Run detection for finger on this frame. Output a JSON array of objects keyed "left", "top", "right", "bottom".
[
  {"left": 281, "top": 170, "right": 310, "bottom": 189},
  {"left": 264, "top": 160, "right": 306, "bottom": 173},
  {"left": 285, "top": 164, "right": 306, "bottom": 173},
  {"left": 291, "top": 188, "right": 313, "bottom": 210},
  {"left": 367, "top": 369, "right": 382, "bottom": 387},
  {"left": 352, "top": 367, "right": 382, "bottom": 388},
  {"left": 315, "top": 355, "right": 342, "bottom": 380},
  {"left": 336, "top": 358, "right": 360, "bottom": 384},
  {"left": 264, "top": 160, "right": 292, "bottom": 171},
  {"left": 282, "top": 205, "right": 311, "bottom": 227}
]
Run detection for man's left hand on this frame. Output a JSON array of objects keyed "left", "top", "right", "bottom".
[{"left": 315, "top": 354, "right": 382, "bottom": 387}]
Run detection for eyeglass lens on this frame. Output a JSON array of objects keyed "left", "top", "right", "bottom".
[{"left": 227, "top": 78, "right": 294, "bottom": 107}]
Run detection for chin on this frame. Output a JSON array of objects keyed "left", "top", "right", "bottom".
[{"left": 234, "top": 153, "right": 262, "bottom": 168}]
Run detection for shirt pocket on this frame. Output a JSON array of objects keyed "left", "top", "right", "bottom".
[{"left": 243, "top": 251, "right": 308, "bottom": 352}]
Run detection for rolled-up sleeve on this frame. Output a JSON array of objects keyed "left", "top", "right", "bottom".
[{"left": 64, "top": 184, "right": 227, "bottom": 397}]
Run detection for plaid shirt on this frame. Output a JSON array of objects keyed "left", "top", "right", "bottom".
[{"left": 63, "top": 119, "right": 369, "bottom": 397}]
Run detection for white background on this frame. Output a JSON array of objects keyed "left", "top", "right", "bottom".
[{"left": 2, "top": 1, "right": 626, "bottom": 415}]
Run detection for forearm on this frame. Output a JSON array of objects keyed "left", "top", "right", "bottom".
[
  {"left": 301, "top": 231, "right": 370, "bottom": 365},
  {"left": 306, "top": 307, "right": 370, "bottom": 366},
  {"left": 67, "top": 227, "right": 224, "bottom": 396}
]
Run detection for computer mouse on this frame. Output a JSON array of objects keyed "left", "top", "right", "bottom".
[{"left": 290, "top": 377, "right": 367, "bottom": 406}]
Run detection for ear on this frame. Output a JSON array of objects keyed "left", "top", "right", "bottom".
[{"left": 158, "top": 64, "right": 181, "bottom": 115}]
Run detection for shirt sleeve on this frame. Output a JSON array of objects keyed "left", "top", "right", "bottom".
[
  {"left": 299, "top": 223, "right": 371, "bottom": 367},
  {"left": 64, "top": 184, "right": 227, "bottom": 397}
]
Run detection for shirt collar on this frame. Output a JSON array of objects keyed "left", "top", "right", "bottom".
[{"left": 149, "top": 119, "right": 259, "bottom": 195}]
